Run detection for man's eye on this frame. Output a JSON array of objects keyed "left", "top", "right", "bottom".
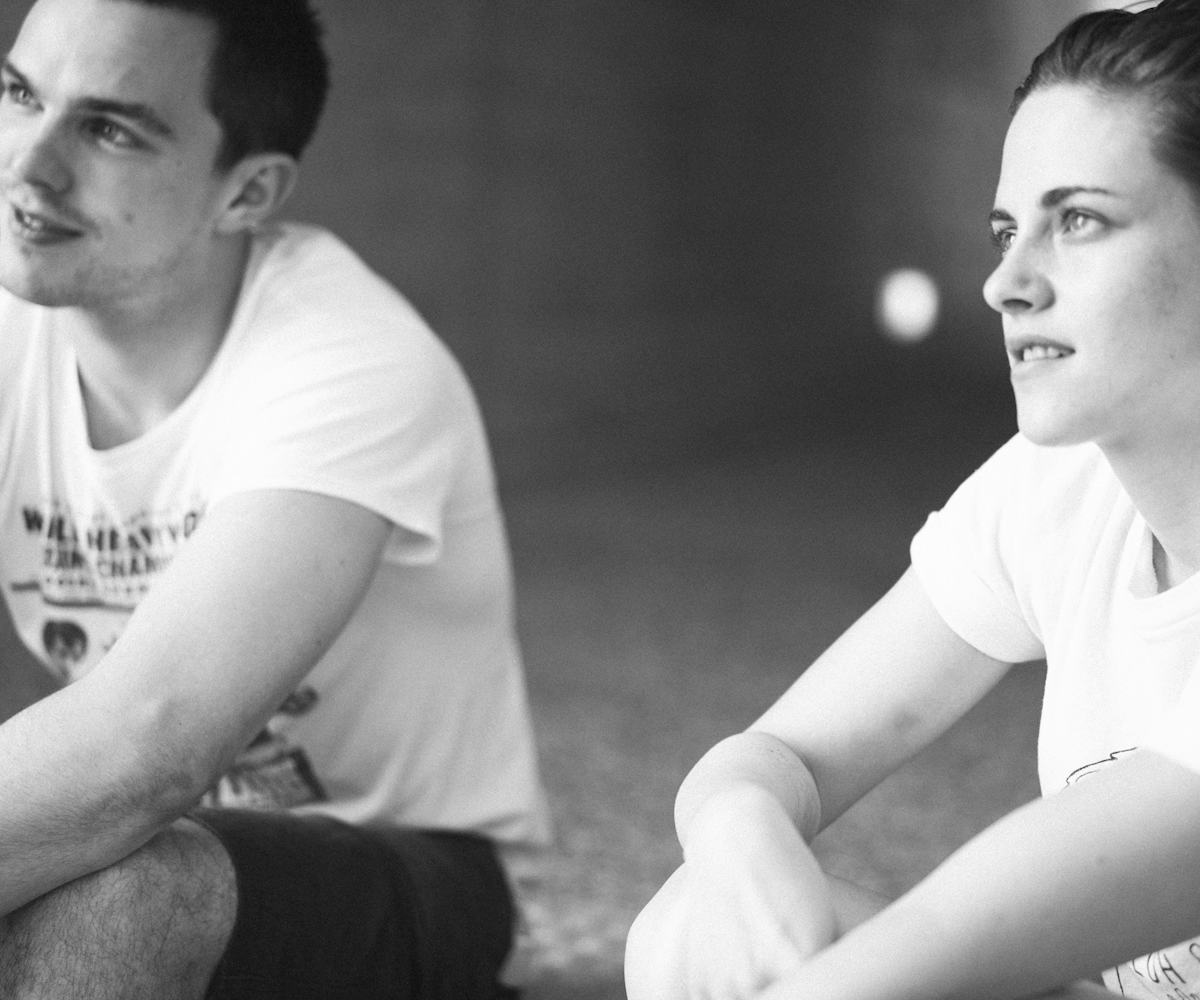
[{"left": 84, "top": 118, "right": 140, "bottom": 149}]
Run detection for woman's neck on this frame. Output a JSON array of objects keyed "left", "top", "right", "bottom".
[{"left": 1105, "top": 436, "right": 1200, "bottom": 591}]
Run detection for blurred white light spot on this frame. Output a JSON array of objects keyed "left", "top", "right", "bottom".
[{"left": 876, "top": 268, "right": 939, "bottom": 343}]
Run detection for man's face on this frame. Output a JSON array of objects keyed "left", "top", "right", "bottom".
[{"left": 0, "top": 0, "right": 237, "bottom": 310}]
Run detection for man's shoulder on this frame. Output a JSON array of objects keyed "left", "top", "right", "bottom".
[
  {"left": 225, "top": 224, "right": 475, "bottom": 413},
  {"left": 243, "top": 223, "right": 447, "bottom": 362},
  {"left": 251, "top": 223, "right": 415, "bottom": 319}
]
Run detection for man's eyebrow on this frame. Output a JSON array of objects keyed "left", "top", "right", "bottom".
[
  {"left": 77, "top": 96, "right": 175, "bottom": 139},
  {"left": 988, "top": 186, "right": 1116, "bottom": 225},
  {"left": 2, "top": 57, "right": 174, "bottom": 139}
]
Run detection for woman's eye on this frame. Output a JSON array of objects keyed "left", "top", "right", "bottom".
[
  {"left": 1, "top": 80, "right": 33, "bottom": 106},
  {"left": 1061, "top": 209, "right": 1099, "bottom": 236},
  {"left": 990, "top": 227, "right": 1015, "bottom": 255}
]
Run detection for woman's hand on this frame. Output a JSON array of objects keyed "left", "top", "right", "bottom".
[{"left": 625, "top": 784, "right": 836, "bottom": 1000}]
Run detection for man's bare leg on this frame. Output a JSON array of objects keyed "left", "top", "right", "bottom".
[{"left": 0, "top": 818, "right": 236, "bottom": 1000}]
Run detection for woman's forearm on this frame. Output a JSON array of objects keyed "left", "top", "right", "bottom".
[
  {"left": 759, "top": 750, "right": 1200, "bottom": 1000},
  {"left": 673, "top": 730, "right": 823, "bottom": 849}
]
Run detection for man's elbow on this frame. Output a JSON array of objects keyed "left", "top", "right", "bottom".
[{"left": 100, "top": 692, "right": 226, "bottom": 832}]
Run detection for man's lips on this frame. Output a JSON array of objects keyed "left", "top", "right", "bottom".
[{"left": 7, "top": 200, "right": 86, "bottom": 241}]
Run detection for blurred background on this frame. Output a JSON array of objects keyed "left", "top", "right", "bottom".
[
  {"left": 288, "top": 1, "right": 1097, "bottom": 487},
  {"left": 286, "top": 6, "right": 1099, "bottom": 994},
  {"left": 0, "top": 1, "right": 1108, "bottom": 996}
]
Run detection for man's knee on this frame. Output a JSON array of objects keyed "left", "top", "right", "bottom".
[
  {"left": 0, "top": 817, "right": 237, "bottom": 997},
  {"left": 60, "top": 817, "right": 235, "bottom": 933}
]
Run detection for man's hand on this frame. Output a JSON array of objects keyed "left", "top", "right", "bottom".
[{"left": 626, "top": 785, "right": 836, "bottom": 1000}]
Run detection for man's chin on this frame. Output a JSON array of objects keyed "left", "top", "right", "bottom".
[{"left": 0, "top": 267, "right": 81, "bottom": 309}]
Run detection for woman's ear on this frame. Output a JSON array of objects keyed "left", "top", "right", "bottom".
[{"left": 215, "top": 154, "right": 299, "bottom": 234}]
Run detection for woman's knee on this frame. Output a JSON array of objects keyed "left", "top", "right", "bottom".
[{"left": 625, "top": 865, "right": 691, "bottom": 1000}]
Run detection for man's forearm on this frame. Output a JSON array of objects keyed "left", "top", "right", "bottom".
[{"left": 0, "top": 676, "right": 192, "bottom": 917}]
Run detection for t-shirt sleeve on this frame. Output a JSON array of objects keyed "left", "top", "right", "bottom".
[
  {"left": 206, "top": 312, "right": 479, "bottom": 567},
  {"left": 910, "top": 435, "right": 1046, "bottom": 664}
]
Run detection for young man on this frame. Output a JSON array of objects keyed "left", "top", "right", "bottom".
[{"left": 0, "top": 0, "right": 550, "bottom": 997}]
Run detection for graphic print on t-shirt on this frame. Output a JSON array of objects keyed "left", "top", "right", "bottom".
[
  {"left": 10, "top": 497, "right": 329, "bottom": 810},
  {"left": 12, "top": 498, "right": 205, "bottom": 610},
  {"left": 201, "top": 686, "right": 328, "bottom": 810},
  {"left": 41, "top": 618, "right": 88, "bottom": 682}
]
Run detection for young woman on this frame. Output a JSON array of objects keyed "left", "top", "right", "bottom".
[{"left": 626, "top": 3, "right": 1200, "bottom": 998}]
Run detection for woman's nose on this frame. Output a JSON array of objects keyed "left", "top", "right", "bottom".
[{"left": 982, "top": 240, "right": 1053, "bottom": 315}]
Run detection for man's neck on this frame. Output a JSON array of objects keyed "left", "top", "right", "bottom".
[{"left": 66, "top": 236, "right": 252, "bottom": 450}]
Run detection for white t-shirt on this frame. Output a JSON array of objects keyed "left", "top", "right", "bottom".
[
  {"left": 0, "top": 222, "right": 551, "bottom": 851},
  {"left": 911, "top": 433, "right": 1200, "bottom": 998}
]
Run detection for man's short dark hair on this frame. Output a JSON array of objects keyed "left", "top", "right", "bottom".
[{"left": 117, "top": 0, "right": 330, "bottom": 171}]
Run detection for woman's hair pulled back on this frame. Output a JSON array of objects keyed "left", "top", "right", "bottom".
[{"left": 1013, "top": 0, "right": 1200, "bottom": 197}]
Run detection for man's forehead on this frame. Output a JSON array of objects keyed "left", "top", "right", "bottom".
[{"left": 13, "top": 0, "right": 216, "bottom": 100}]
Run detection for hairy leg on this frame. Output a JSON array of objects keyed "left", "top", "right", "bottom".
[{"left": 0, "top": 818, "right": 237, "bottom": 1000}]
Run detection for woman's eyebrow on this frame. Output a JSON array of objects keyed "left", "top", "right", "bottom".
[
  {"left": 1041, "top": 185, "right": 1114, "bottom": 207},
  {"left": 988, "top": 185, "right": 1117, "bottom": 224}
]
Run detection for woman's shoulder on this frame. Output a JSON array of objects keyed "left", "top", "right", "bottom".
[
  {"left": 978, "top": 433, "right": 1111, "bottom": 488},
  {"left": 962, "top": 433, "right": 1124, "bottom": 530}
]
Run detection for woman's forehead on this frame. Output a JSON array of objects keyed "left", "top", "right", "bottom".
[{"left": 996, "top": 85, "right": 1160, "bottom": 204}]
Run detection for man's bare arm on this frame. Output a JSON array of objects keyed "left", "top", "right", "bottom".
[{"left": 0, "top": 488, "right": 389, "bottom": 917}]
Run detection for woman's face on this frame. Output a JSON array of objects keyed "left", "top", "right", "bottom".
[{"left": 984, "top": 84, "right": 1200, "bottom": 457}]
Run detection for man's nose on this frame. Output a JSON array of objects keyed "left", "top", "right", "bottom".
[{"left": 2, "top": 120, "right": 73, "bottom": 195}]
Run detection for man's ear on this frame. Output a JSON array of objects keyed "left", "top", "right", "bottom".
[{"left": 215, "top": 153, "right": 299, "bottom": 234}]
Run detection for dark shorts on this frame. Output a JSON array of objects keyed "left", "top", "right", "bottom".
[{"left": 191, "top": 808, "right": 517, "bottom": 1000}]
